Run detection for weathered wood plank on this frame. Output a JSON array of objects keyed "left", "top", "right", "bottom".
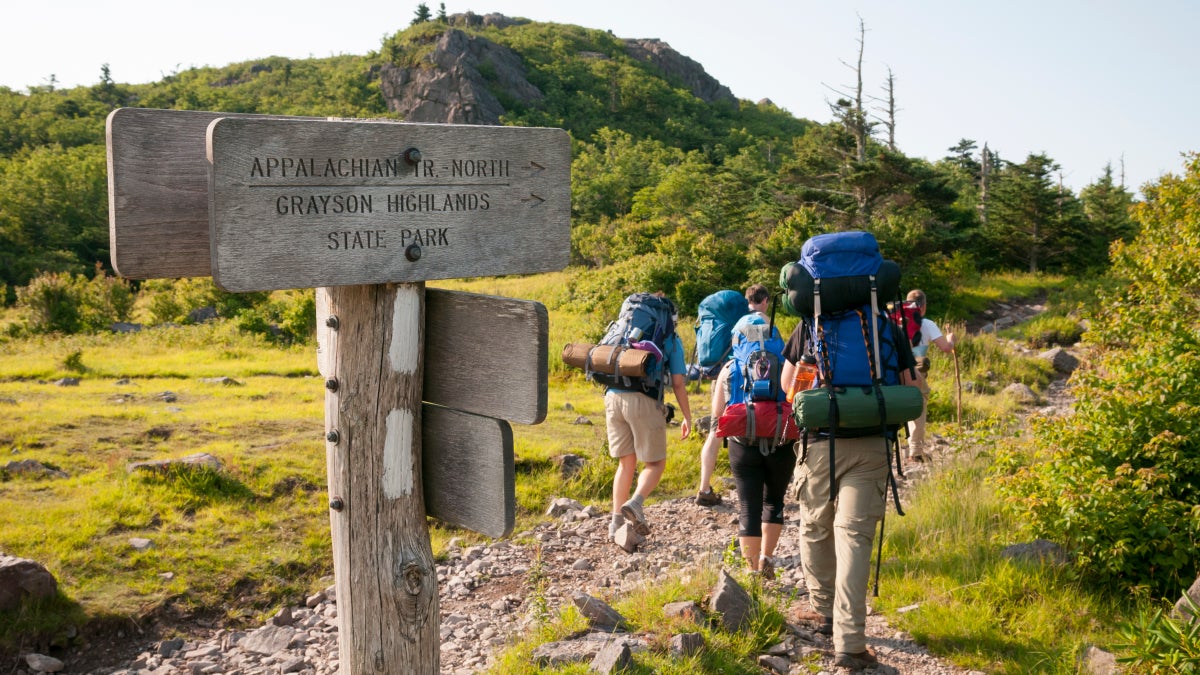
[
  {"left": 424, "top": 288, "right": 547, "bottom": 425},
  {"left": 316, "top": 284, "right": 438, "bottom": 674},
  {"left": 106, "top": 108, "right": 318, "bottom": 279},
  {"left": 420, "top": 405, "right": 514, "bottom": 538},
  {"left": 207, "top": 116, "right": 570, "bottom": 291}
]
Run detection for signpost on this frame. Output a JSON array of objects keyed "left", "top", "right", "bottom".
[{"left": 107, "top": 108, "right": 570, "bottom": 674}]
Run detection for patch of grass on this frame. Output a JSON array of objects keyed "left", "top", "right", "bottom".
[
  {"left": 941, "top": 271, "right": 1071, "bottom": 322},
  {"left": 484, "top": 561, "right": 787, "bottom": 674},
  {"left": 878, "top": 435, "right": 1143, "bottom": 673}
]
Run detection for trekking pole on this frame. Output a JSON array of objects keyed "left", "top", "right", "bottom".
[
  {"left": 873, "top": 489, "right": 887, "bottom": 597},
  {"left": 952, "top": 347, "right": 962, "bottom": 429}
]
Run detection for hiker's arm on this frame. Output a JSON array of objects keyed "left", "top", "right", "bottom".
[
  {"left": 710, "top": 364, "right": 730, "bottom": 417},
  {"left": 671, "top": 373, "right": 692, "bottom": 440},
  {"left": 780, "top": 359, "right": 795, "bottom": 392},
  {"left": 933, "top": 333, "right": 955, "bottom": 354},
  {"left": 901, "top": 366, "right": 925, "bottom": 387}
]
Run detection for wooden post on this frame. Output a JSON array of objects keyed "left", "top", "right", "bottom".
[
  {"left": 107, "top": 109, "right": 570, "bottom": 674},
  {"left": 318, "top": 284, "right": 438, "bottom": 673}
]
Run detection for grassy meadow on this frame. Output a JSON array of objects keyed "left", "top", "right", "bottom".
[{"left": 1, "top": 268, "right": 1148, "bottom": 672}]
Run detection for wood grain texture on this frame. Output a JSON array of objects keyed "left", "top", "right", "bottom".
[
  {"left": 316, "top": 284, "right": 439, "bottom": 674},
  {"left": 207, "top": 116, "right": 570, "bottom": 291},
  {"left": 424, "top": 288, "right": 547, "bottom": 424},
  {"left": 420, "top": 405, "right": 514, "bottom": 538},
  {"left": 106, "top": 108, "right": 319, "bottom": 279}
]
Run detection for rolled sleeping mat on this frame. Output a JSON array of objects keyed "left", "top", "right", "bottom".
[
  {"left": 561, "top": 343, "right": 651, "bottom": 377},
  {"left": 779, "top": 259, "right": 901, "bottom": 316}
]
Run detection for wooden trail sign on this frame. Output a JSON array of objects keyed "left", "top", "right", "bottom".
[
  {"left": 106, "top": 108, "right": 318, "bottom": 280},
  {"left": 207, "top": 116, "right": 570, "bottom": 291},
  {"left": 107, "top": 107, "right": 569, "bottom": 674}
]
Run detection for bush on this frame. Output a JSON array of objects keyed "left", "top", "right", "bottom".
[
  {"left": 16, "top": 272, "right": 81, "bottom": 333},
  {"left": 14, "top": 269, "right": 133, "bottom": 334},
  {"left": 996, "top": 155, "right": 1200, "bottom": 599}
]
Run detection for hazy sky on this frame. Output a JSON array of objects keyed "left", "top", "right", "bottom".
[{"left": 5, "top": 0, "right": 1196, "bottom": 195}]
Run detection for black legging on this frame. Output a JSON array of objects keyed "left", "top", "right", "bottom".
[{"left": 728, "top": 439, "right": 797, "bottom": 537}]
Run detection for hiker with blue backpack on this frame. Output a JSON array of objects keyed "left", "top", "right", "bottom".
[
  {"left": 694, "top": 284, "right": 772, "bottom": 507},
  {"left": 778, "top": 231, "right": 925, "bottom": 670},
  {"left": 590, "top": 292, "right": 693, "bottom": 545},
  {"left": 712, "top": 310, "right": 800, "bottom": 578}
]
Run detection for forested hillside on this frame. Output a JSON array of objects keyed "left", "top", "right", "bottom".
[{"left": 0, "top": 11, "right": 1137, "bottom": 326}]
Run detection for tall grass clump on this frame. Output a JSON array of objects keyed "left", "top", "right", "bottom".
[{"left": 880, "top": 432, "right": 1131, "bottom": 673}]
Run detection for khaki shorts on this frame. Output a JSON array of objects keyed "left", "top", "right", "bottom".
[{"left": 604, "top": 390, "right": 668, "bottom": 463}]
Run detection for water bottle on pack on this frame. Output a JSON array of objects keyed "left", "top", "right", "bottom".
[{"left": 786, "top": 354, "right": 819, "bottom": 403}]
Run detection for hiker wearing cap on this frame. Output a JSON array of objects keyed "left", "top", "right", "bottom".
[{"left": 903, "top": 289, "right": 955, "bottom": 462}]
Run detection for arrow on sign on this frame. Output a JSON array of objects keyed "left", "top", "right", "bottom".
[
  {"left": 528, "top": 160, "right": 545, "bottom": 172},
  {"left": 521, "top": 193, "right": 546, "bottom": 206}
]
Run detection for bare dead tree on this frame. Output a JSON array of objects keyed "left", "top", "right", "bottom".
[
  {"left": 869, "top": 66, "right": 898, "bottom": 152},
  {"left": 979, "top": 142, "right": 991, "bottom": 227}
]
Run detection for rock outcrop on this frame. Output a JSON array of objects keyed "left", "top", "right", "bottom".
[
  {"left": 378, "top": 28, "right": 543, "bottom": 125},
  {"left": 623, "top": 38, "right": 736, "bottom": 105},
  {"left": 376, "top": 14, "right": 737, "bottom": 125}
]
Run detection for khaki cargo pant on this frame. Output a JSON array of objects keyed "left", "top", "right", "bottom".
[{"left": 794, "top": 435, "right": 889, "bottom": 653}]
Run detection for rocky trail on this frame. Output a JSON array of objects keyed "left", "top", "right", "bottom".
[{"left": 12, "top": 299, "right": 1078, "bottom": 675}]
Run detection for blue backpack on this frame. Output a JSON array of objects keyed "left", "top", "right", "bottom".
[
  {"left": 588, "top": 292, "right": 677, "bottom": 398},
  {"left": 690, "top": 290, "right": 747, "bottom": 380},
  {"left": 781, "top": 231, "right": 922, "bottom": 510},
  {"left": 726, "top": 313, "right": 786, "bottom": 406},
  {"left": 715, "top": 313, "right": 799, "bottom": 451}
]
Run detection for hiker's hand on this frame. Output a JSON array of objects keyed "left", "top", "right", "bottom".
[{"left": 680, "top": 417, "right": 691, "bottom": 440}]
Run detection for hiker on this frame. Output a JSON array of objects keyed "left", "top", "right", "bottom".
[
  {"left": 604, "top": 292, "right": 692, "bottom": 543},
  {"left": 779, "top": 230, "right": 925, "bottom": 670},
  {"left": 711, "top": 312, "right": 798, "bottom": 578},
  {"left": 695, "top": 283, "right": 774, "bottom": 506},
  {"left": 781, "top": 322, "right": 922, "bottom": 667},
  {"left": 903, "top": 289, "right": 955, "bottom": 462}
]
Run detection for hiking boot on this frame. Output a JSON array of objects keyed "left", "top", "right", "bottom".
[
  {"left": 833, "top": 649, "right": 879, "bottom": 670},
  {"left": 790, "top": 609, "right": 833, "bottom": 636},
  {"left": 695, "top": 488, "right": 722, "bottom": 507},
  {"left": 758, "top": 556, "right": 775, "bottom": 580},
  {"left": 620, "top": 499, "right": 651, "bottom": 535}
]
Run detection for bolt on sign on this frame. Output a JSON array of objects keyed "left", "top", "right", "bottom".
[{"left": 206, "top": 117, "right": 570, "bottom": 292}]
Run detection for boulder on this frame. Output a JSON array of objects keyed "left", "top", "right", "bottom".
[
  {"left": 710, "top": 569, "right": 753, "bottom": 632},
  {"left": 0, "top": 555, "right": 58, "bottom": 611}
]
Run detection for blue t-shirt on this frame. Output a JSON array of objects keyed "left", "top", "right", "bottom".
[{"left": 607, "top": 334, "right": 686, "bottom": 398}]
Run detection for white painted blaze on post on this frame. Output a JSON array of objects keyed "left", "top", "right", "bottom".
[
  {"left": 383, "top": 287, "right": 421, "bottom": 499},
  {"left": 390, "top": 286, "right": 422, "bottom": 375},
  {"left": 383, "top": 408, "right": 415, "bottom": 499}
]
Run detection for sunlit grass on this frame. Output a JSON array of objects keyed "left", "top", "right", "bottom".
[
  {"left": 878, "top": 443, "right": 1139, "bottom": 673},
  {"left": 484, "top": 559, "right": 788, "bottom": 675}
]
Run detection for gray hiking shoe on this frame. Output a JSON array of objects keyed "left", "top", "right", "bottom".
[
  {"left": 620, "top": 499, "right": 651, "bottom": 535},
  {"left": 833, "top": 649, "right": 879, "bottom": 670},
  {"left": 695, "top": 488, "right": 722, "bottom": 507},
  {"left": 759, "top": 556, "right": 776, "bottom": 580}
]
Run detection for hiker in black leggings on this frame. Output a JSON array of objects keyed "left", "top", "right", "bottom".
[{"left": 727, "top": 437, "right": 797, "bottom": 579}]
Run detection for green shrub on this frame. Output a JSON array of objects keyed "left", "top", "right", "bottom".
[
  {"left": 996, "top": 156, "right": 1200, "bottom": 599},
  {"left": 1116, "top": 596, "right": 1200, "bottom": 673},
  {"left": 15, "top": 269, "right": 136, "bottom": 334},
  {"left": 16, "top": 272, "right": 82, "bottom": 333}
]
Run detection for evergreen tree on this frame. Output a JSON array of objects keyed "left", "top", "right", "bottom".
[
  {"left": 1079, "top": 163, "right": 1138, "bottom": 264},
  {"left": 985, "top": 153, "right": 1087, "bottom": 272},
  {"left": 411, "top": 3, "right": 432, "bottom": 25}
]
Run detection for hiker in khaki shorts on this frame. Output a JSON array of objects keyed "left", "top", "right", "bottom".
[
  {"left": 904, "top": 289, "right": 955, "bottom": 462},
  {"left": 604, "top": 293, "right": 692, "bottom": 542}
]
